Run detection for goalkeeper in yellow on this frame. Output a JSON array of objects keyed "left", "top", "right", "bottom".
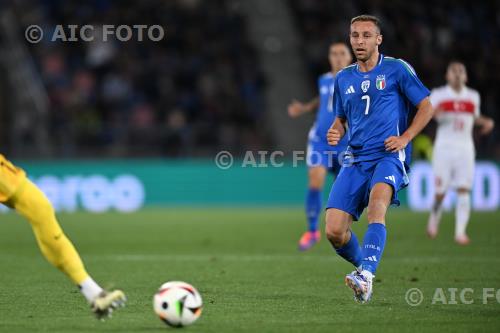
[{"left": 0, "top": 154, "right": 126, "bottom": 319}]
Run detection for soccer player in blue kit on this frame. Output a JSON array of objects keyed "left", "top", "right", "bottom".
[
  {"left": 288, "top": 42, "right": 351, "bottom": 251},
  {"left": 325, "top": 15, "right": 434, "bottom": 303}
]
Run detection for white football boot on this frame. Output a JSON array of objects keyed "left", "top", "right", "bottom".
[{"left": 345, "top": 270, "right": 373, "bottom": 303}]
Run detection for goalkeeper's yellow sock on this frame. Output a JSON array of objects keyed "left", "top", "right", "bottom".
[{"left": 9, "top": 179, "right": 103, "bottom": 301}]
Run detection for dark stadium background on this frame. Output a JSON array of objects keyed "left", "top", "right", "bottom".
[{"left": 0, "top": 0, "right": 498, "bottom": 159}]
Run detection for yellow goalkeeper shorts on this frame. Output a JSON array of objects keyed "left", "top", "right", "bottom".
[{"left": 0, "top": 154, "right": 27, "bottom": 203}]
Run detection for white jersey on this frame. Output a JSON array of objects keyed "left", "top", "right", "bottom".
[
  {"left": 430, "top": 85, "right": 480, "bottom": 192},
  {"left": 430, "top": 85, "right": 480, "bottom": 151}
]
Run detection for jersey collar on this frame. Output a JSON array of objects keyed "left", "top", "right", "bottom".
[
  {"left": 355, "top": 54, "right": 384, "bottom": 76},
  {"left": 446, "top": 84, "right": 467, "bottom": 97}
]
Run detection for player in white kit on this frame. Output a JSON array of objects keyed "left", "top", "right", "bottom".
[{"left": 427, "top": 62, "right": 495, "bottom": 245}]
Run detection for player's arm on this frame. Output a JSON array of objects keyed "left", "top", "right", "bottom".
[
  {"left": 327, "top": 75, "right": 346, "bottom": 146},
  {"left": 386, "top": 60, "right": 434, "bottom": 152},
  {"left": 471, "top": 91, "right": 494, "bottom": 135},
  {"left": 474, "top": 115, "right": 495, "bottom": 135},
  {"left": 327, "top": 117, "right": 347, "bottom": 146},
  {"left": 385, "top": 97, "right": 434, "bottom": 152},
  {"left": 287, "top": 97, "right": 319, "bottom": 118}
]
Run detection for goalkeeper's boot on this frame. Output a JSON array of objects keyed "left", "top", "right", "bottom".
[{"left": 91, "top": 290, "right": 127, "bottom": 320}]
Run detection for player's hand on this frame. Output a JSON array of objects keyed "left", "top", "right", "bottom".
[
  {"left": 479, "top": 118, "right": 495, "bottom": 135},
  {"left": 327, "top": 127, "right": 341, "bottom": 146},
  {"left": 288, "top": 99, "right": 306, "bottom": 118},
  {"left": 384, "top": 135, "right": 409, "bottom": 152}
]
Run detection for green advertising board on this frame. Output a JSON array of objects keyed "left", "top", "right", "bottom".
[{"left": 2, "top": 159, "right": 497, "bottom": 213}]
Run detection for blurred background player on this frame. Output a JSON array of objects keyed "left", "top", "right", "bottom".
[
  {"left": 426, "top": 62, "right": 495, "bottom": 245},
  {"left": 0, "top": 154, "right": 126, "bottom": 319},
  {"left": 288, "top": 42, "right": 352, "bottom": 251}
]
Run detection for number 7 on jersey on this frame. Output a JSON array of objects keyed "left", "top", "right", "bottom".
[{"left": 362, "top": 95, "right": 370, "bottom": 115}]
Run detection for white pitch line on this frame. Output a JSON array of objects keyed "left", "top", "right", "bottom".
[{"left": 86, "top": 254, "right": 500, "bottom": 263}]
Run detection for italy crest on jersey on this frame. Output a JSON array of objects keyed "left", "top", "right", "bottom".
[{"left": 376, "top": 75, "right": 386, "bottom": 90}]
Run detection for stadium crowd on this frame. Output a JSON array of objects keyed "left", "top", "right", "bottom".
[
  {"left": 1, "top": 0, "right": 498, "bottom": 159},
  {"left": 5, "top": 0, "right": 268, "bottom": 157},
  {"left": 290, "top": 0, "right": 500, "bottom": 158}
]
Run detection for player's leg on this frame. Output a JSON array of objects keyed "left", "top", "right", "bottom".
[
  {"left": 325, "top": 207, "right": 365, "bottom": 302},
  {"left": 427, "top": 192, "right": 445, "bottom": 238},
  {"left": 0, "top": 156, "right": 126, "bottom": 319},
  {"left": 298, "top": 165, "right": 327, "bottom": 250},
  {"left": 362, "top": 182, "right": 392, "bottom": 273},
  {"left": 427, "top": 147, "right": 451, "bottom": 238},
  {"left": 363, "top": 158, "right": 408, "bottom": 275},
  {"left": 453, "top": 153, "right": 474, "bottom": 245},
  {"left": 344, "top": 182, "right": 392, "bottom": 303},
  {"left": 346, "top": 158, "right": 405, "bottom": 303},
  {"left": 7, "top": 179, "right": 94, "bottom": 290},
  {"left": 325, "top": 163, "right": 366, "bottom": 268},
  {"left": 454, "top": 188, "right": 471, "bottom": 245},
  {"left": 307, "top": 165, "right": 327, "bottom": 232},
  {"left": 325, "top": 208, "right": 361, "bottom": 267},
  {"left": 299, "top": 142, "right": 331, "bottom": 250},
  {"left": 6, "top": 179, "right": 126, "bottom": 318}
]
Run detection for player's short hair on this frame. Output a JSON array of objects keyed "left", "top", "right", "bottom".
[
  {"left": 447, "top": 60, "right": 466, "bottom": 69},
  {"left": 329, "top": 41, "right": 348, "bottom": 48},
  {"left": 350, "top": 15, "right": 381, "bottom": 33}
]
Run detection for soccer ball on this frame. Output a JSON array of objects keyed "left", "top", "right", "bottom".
[{"left": 153, "top": 281, "right": 203, "bottom": 327}]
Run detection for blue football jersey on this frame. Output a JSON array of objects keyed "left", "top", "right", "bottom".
[
  {"left": 333, "top": 54, "right": 430, "bottom": 164},
  {"left": 311, "top": 72, "right": 347, "bottom": 150}
]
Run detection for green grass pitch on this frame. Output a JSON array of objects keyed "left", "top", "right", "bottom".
[{"left": 0, "top": 207, "right": 499, "bottom": 332}]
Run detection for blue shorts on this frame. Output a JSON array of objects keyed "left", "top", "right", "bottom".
[
  {"left": 306, "top": 139, "right": 344, "bottom": 174},
  {"left": 326, "top": 156, "right": 409, "bottom": 221}
]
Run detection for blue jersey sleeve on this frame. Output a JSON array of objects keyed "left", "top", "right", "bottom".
[
  {"left": 334, "top": 75, "right": 346, "bottom": 119},
  {"left": 396, "top": 59, "right": 430, "bottom": 106}
]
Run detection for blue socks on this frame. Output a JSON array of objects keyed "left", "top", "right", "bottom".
[
  {"left": 335, "top": 230, "right": 362, "bottom": 267},
  {"left": 361, "top": 223, "right": 387, "bottom": 274},
  {"left": 305, "top": 189, "right": 322, "bottom": 232},
  {"left": 333, "top": 223, "right": 387, "bottom": 274}
]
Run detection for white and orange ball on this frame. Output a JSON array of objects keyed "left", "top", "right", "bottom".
[{"left": 153, "top": 281, "right": 203, "bottom": 327}]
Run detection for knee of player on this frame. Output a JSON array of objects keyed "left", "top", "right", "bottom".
[
  {"left": 308, "top": 179, "right": 323, "bottom": 190},
  {"left": 325, "top": 225, "right": 347, "bottom": 248},
  {"left": 435, "top": 193, "right": 446, "bottom": 203},
  {"left": 308, "top": 168, "right": 326, "bottom": 189}
]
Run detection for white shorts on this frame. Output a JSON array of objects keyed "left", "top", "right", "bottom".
[{"left": 432, "top": 145, "right": 475, "bottom": 194}]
